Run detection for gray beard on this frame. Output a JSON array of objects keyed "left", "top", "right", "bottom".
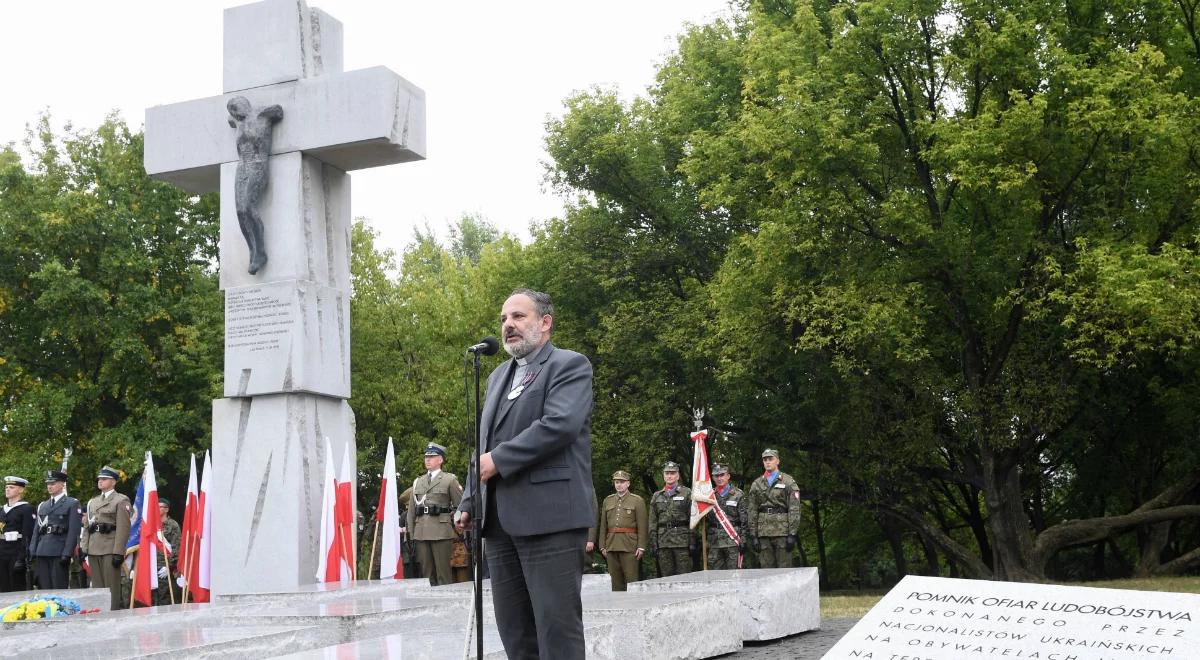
[{"left": 504, "top": 331, "right": 542, "bottom": 359}]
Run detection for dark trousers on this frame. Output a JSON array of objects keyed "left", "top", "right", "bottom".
[
  {"left": 0, "top": 555, "right": 26, "bottom": 592},
  {"left": 34, "top": 556, "right": 69, "bottom": 590},
  {"left": 484, "top": 521, "right": 587, "bottom": 660}
]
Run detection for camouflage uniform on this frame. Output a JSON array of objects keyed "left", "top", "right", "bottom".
[
  {"left": 746, "top": 457, "right": 801, "bottom": 568},
  {"left": 649, "top": 465, "right": 694, "bottom": 577},
  {"left": 154, "top": 514, "right": 181, "bottom": 605},
  {"left": 705, "top": 480, "right": 746, "bottom": 570}
]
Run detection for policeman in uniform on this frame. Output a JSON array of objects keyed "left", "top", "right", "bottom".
[
  {"left": 154, "top": 497, "right": 181, "bottom": 605},
  {"left": 81, "top": 466, "right": 132, "bottom": 609},
  {"left": 598, "top": 470, "right": 647, "bottom": 591},
  {"left": 1, "top": 476, "right": 35, "bottom": 592},
  {"left": 746, "top": 449, "right": 802, "bottom": 568},
  {"left": 406, "top": 442, "right": 463, "bottom": 586},
  {"left": 29, "top": 470, "right": 82, "bottom": 589},
  {"left": 704, "top": 463, "right": 747, "bottom": 570},
  {"left": 649, "top": 461, "right": 695, "bottom": 576}
]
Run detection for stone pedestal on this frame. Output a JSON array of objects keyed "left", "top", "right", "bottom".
[
  {"left": 211, "top": 395, "right": 355, "bottom": 596},
  {"left": 630, "top": 567, "right": 821, "bottom": 641}
]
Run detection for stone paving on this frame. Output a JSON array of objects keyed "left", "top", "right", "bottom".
[{"left": 723, "top": 617, "right": 857, "bottom": 659}]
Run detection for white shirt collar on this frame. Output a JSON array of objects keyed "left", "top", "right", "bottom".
[
  {"left": 428, "top": 469, "right": 441, "bottom": 479},
  {"left": 515, "top": 356, "right": 528, "bottom": 366}
]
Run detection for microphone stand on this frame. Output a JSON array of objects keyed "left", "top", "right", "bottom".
[{"left": 469, "top": 349, "right": 484, "bottom": 660}]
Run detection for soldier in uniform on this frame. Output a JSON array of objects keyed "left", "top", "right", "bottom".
[
  {"left": 154, "top": 497, "right": 181, "bottom": 605},
  {"left": 648, "top": 461, "right": 695, "bottom": 576},
  {"left": 1, "top": 476, "right": 35, "bottom": 592},
  {"left": 746, "top": 449, "right": 802, "bottom": 568},
  {"left": 406, "top": 442, "right": 463, "bottom": 586},
  {"left": 598, "top": 470, "right": 647, "bottom": 591},
  {"left": 704, "top": 464, "right": 747, "bottom": 570},
  {"left": 29, "top": 470, "right": 82, "bottom": 589},
  {"left": 81, "top": 466, "right": 132, "bottom": 609}
]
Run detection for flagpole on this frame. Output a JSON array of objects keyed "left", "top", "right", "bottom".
[
  {"left": 701, "top": 517, "right": 708, "bottom": 570},
  {"left": 165, "top": 553, "right": 176, "bottom": 604},
  {"left": 180, "top": 530, "right": 192, "bottom": 604},
  {"left": 368, "top": 519, "right": 380, "bottom": 580},
  {"left": 337, "top": 523, "right": 355, "bottom": 581},
  {"left": 128, "top": 553, "right": 138, "bottom": 609}
]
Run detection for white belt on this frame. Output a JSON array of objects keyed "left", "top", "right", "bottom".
[{"left": 2, "top": 531, "right": 21, "bottom": 542}]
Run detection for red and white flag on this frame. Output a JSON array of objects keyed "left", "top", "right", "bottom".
[
  {"left": 336, "top": 442, "right": 356, "bottom": 581},
  {"left": 689, "top": 429, "right": 741, "bottom": 544},
  {"left": 195, "top": 451, "right": 212, "bottom": 601},
  {"left": 317, "top": 438, "right": 349, "bottom": 583},
  {"left": 378, "top": 437, "right": 403, "bottom": 580},
  {"left": 133, "top": 451, "right": 162, "bottom": 606},
  {"left": 179, "top": 453, "right": 208, "bottom": 602}
]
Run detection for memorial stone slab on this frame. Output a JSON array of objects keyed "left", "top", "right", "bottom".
[
  {"left": 824, "top": 574, "right": 1200, "bottom": 659},
  {"left": 630, "top": 567, "right": 821, "bottom": 641},
  {"left": 0, "top": 587, "right": 111, "bottom": 615},
  {"left": 41, "top": 624, "right": 330, "bottom": 660},
  {"left": 242, "top": 596, "right": 466, "bottom": 643},
  {"left": 217, "top": 578, "right": 433, "bottom": 606},
  {"left": 274, "top": 623, "right": 619, "bottom": 660},
  {"left": 583, "top": 591, "right": 743, "bottom": 659}
]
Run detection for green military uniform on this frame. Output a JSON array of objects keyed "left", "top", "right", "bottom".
[
  {"left": 154, "top": 511, "right": 181, "bottom": 605},
  {"left": 598, "top": 471, "right": 647, "bottom": 591},
  {"left": 746, "top": 449, "right": 802, "bottom": 568},
  {"left": 649, "top": 462, "right": 694, "bottom": 577},
  {"left": 406, "top": 443, "right": 463, "bottom": 586},
  {"left": 705, "top": 465, "right": 746, "bottom": 570},
  {"left": 81, "top": 466, "right": 133, "bottom": 610}
]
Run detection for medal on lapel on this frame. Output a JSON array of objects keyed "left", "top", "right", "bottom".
[{"left": 507, "top": 369, "right": 539, "bottom": 400}]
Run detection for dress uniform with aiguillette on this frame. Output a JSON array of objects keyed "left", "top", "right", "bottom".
[
  {"left": 598, "top": 470, "right": 647, "bottom": 591},
  {"left": 705, "top": 464, "right": 747, "bottom": 570},
  {"left": 0, "top": 476, "right": 36, "bottom": 592},
  {"left": 406, "top": 443, "right": 463, "bottom": 586},
  {"left": 29, "top": 470, "right": 82, "bottom": 590},
  {"left": 81, "top": 466, "right": 132, "bottom": 609},
  {"left": 649, "top": 461, "right": 695, "bottom": 576},
  {"left": 746, "top": 449, "right": 802, "bottom": 568}
]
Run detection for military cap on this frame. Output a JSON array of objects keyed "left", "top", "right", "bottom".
[
  {"left": 711, "top": 463, "right": 729, "bottom": 476},
  {"left": 97, "top": 466, "right": 120, "bottom": 480},
  {"left": 4, "top": 476, "right": 28, "bottom": 487},
  {"left": 611, "top": 470, "right": 631, "bottom": 481},
  {"left": 158, "top": 497, "right": 171, "bottom": 508},
  {"left": 761, "top": 448, "right": 780, "bottom": 459},
  {"left": 661, "top": 461, "right": 680, "bottom": 472},
  {"left": 424, "top": 442, "right": 446, "bottom": 457},
  {"left": 45, "top": 470, "right": 68, "bottom": 483}
]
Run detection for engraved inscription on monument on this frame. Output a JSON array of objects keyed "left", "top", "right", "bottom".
[{"left": 226, "top": 286, "right": 295, "bottom": 355}]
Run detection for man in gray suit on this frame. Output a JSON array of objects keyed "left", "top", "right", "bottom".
[
  {"left": 30, "top": 470, "right": 82, "bottom": 589},
  {"left": 457, "top": 288, "right": 593, "bottom": 660}
]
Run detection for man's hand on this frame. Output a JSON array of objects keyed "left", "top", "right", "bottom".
[
  {"left": 12, "top": 559, "right": 24, "bottom": 572},
  {"left": 111, "top": 555, "right": 123, "bottom": 568},
  {"left": 59, "top": 556, "right": 71, "bottom": 567},
  {"left": 599, "top": 547, "right": 607, "bottom": 557},
  {"left": 635, "top": 547, "right": 645, "bottom": 559},
  {"left": 455, "top": 511, "right": 470, "bottom": 532},
  {"left": 585, "top": 541, "right": 594, "bottom": 553},
  {"left": 479, "top": 452, "right": 498, "bottom": 482},
  {"left": 786, "top": 533, "right": 798, "bottom": 551}
]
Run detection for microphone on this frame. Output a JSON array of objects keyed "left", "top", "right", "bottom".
[{"left": 466, "top": 337, "right": 499, "bottom": 355}]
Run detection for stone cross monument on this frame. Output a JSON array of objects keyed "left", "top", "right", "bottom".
[{"left": 144, "top": 0, "right": 425, "bottom": 595}]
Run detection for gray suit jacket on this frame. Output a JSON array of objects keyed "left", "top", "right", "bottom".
[{"left": 460, "top": 341, "right": 594, "bottom": 537}]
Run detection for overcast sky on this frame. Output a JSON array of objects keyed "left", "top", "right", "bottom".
[{"left": 2, "top": 1, "right": 732, "bottom": 258}]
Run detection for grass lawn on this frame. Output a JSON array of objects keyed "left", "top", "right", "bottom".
[{"left": 818, "top": 575, "right": 1200, "bottom": 619}]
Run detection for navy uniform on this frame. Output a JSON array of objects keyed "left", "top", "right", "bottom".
[
  {"left": 406, "top": 443, "right": 463, "bottom": 586},
  {"left": 81, "top": 466, "right": 132, "bottom": 609},
  {"left": 1, "top": 476, "right": 36, "bottom": 592},
  {"left": 598, "top": 470, "right": 647, "bottom": 591},
  {"left": 648, "top": 461, "right": 695, "bottom": 576},
  {"left": 704, "top": 464, "right": 747, "bottom": 570},
  {"left": 746, "top": 449, "right": 802, "bottom": 568},
  {"left": 29, "top": 470, "right": 82, "bottom": 589}
]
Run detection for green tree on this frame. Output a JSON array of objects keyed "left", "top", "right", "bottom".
[{"left": 0, "top": 115, "right": 221, "bottom": 492}]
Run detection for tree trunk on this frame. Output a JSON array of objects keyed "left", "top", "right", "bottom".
[
  {"left": 811, "top": 497, "right": 829, "bottom": 590},
  {"left": 880, "top": 515, "right": 909, "bottom": 579},
  {"left": 1134, "top": 522, "right": 1171, "bottom": 577},
  {"left": 981, "top": 444, "right": 1040, "bottom": 581}
]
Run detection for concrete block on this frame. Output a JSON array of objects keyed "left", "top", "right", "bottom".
[
  {"left": 211, "top": 394, "right": 355, "bottom": 596},
  {"left": 222, "top": 0, "right": 344, "bottom": 93},
  {"left": 274, "top": 622, "right": 618, "bottom": 660},
  {"left": 583, "top": 591, "right": 742, "bottom": 659},
  {"left": 145, "top": 67, "right": 426, "bottom": 193},
  {"left": 217, "top": 578, "right": 432, "bottom": 605},
  {"left": 243, "top": 597, "right": 466, "bottom": 643},
  {"left": 630, "top": 567, "right": 821, "bottom": 641},
  {"left": 219, "top": 153, "right": 351, "bottom": 291},
  {"left": 223, "top": 280, "right": 350, "bottom": 398},
  {"left": 42, "top": 624, "right": 330, "bottom": 660}
]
